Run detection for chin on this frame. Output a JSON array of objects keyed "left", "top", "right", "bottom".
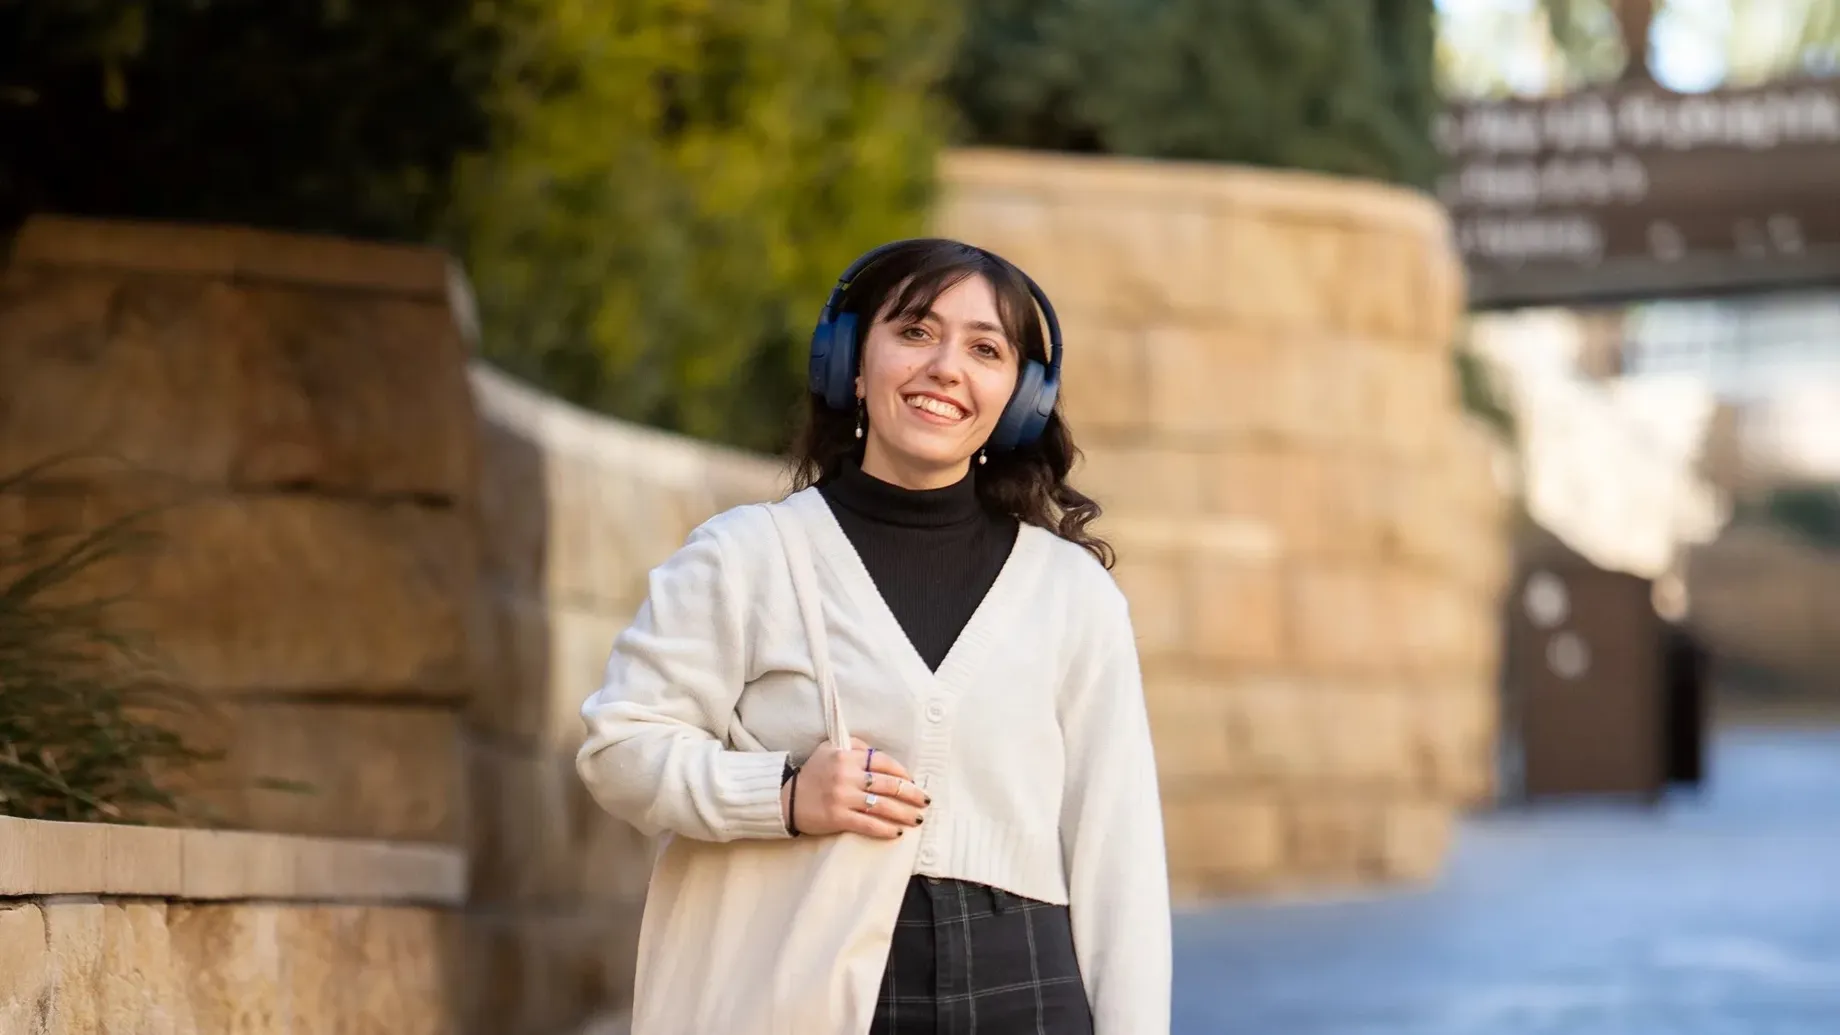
[{"left": 888, "top": 434, "right": 976, "bottom": 473}]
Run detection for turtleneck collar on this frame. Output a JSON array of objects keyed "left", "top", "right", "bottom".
[{"left": 821, "top": 461, "right": 983, "bottom": 529}]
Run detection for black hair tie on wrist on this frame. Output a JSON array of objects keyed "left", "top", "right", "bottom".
[{"left": 784, "top": 763, "right": 803, "bottom": 837}]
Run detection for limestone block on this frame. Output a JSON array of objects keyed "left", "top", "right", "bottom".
[
  {"left": 42, "top": 901, "right": 104, "bottom": 1035},
  {"left": 931, "top": 189, "right": 1070, "bottom": 302},
  {"left": 1050, "top": 313, "right": 1151, "bottom": 434},
  {"left": 1050, "top": 202, "right": 1226, "bottom": 321},
  {"left": 462, "top": 908, "right": 643, "bottom": 1035},
  {"left": 1376, "top": 801, "right": 1454, "bottom": 881},
  {"left": 100, "top": 903, "right": 192, "bottom": 1033},
  {"left": 0, "top": 268, "right": 475, "bottom": 501},
  {"left": 1140, "top": 325, "right": 1281, "bottom": 440},
  {"left": 1217, "top": 215, "right": 1345, "bottom": 335},
  {"left": 471, "top": 593, "right": 630, "bottom": 746},
  {"left": 1285, "top": 565, "right": 1398, "bottom": 675},
  {"left": 1313, "top": 689, "right": 1415, "bottom": 788},
  {"left": 1184, "top": 558, "right": 1286, "bottom": 666},
  {"left": 177, "top": 701, "right": 463, "bottom": 843},
  {"left": 1410, "top": 688, "right": 1499, "bottom": 803},
  {"left": 1217, "top": 679, "right": 1321, "bottom": 783},
  {"left": 1162, "top": 793, "right": 1283, "bottom": 895},
  {"left": 0, "top": 490, "right": 474, "bottom": 697},
  {"left": 1281, "top": 798, "right": 1381, "bottom": 876},
  {"left": 468, "top": 738, "right": 654, "bottom": 907},
  {"left": 0, "top": 904, "right": 48, "bottom": 1034},
  {"left": 1363, "top": 347, "right": 1458, "bottom": 460},
  {"left": 1336, "top": 226, "right": 1431, "bottom": 343},
  {"left": 1110, "top": 557, "right": 1188, "bottom": 659},
  {"left": 474, "top": 413, "right": 550, "bottom": 589},
  {"left": 1203, "top": 446, "right": 1334, "bottom": 558},
  {"left": 12, "top": 214, "right": 453, "bottom": 299},
  {"left": 1075, "top": 446, "right": 1210, "bottom": 520},
  {"left": 467, "top": 740, "right": 573, "bottom": 905},
  {"left": 165, "top": 906, "right": 287, "bottom": 1035},
  {"left": 280, "top": 907, "right": 454, "bottom": 1035}
]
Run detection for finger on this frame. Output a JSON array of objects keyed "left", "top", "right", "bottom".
[
  {"left": 868, "top": 772, "right": 931, "bottom": 810},
  {"left": 866, "top": 750, "right": 913, "bottom": 781},
  {"left": 872, "top": 798, "right": 925, "bottom": 827},
  {"left": 841, "top": 810, "right": 906, "bottom": 840}
]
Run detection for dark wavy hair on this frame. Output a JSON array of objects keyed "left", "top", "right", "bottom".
[{"left": 788, "top": 238, "right": 1114, "bottom": 569}]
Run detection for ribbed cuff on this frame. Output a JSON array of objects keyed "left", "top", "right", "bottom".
[{"left": 714, "top": 750, "right": 794, "bottom": 840}]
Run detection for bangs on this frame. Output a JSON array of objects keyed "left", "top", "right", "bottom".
[{"left": 873, "top": 257, "right": 1042, "bottom": 359}]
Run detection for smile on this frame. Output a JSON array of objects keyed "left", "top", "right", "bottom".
[{"left": 904, "top": 394, "right": 968, "bottom": 422}]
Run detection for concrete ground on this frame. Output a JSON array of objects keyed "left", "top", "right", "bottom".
[{"left": 1173, "top": 723, "right": 1840, "bottom": 1035}]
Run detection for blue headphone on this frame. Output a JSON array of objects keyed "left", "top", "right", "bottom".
[{"left": 807, "top": 239, "right": 1064, "bottom": 452}]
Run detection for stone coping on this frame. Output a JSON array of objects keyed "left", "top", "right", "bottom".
[
  {"left": 8, "top": 213, "right": 455, "bottom": 299},
  {"left": 940, "top": 147, "right": 1452, "bottom": 238},
  {"left": 0, "top": 816, "right": 465, "bottom": 906}
]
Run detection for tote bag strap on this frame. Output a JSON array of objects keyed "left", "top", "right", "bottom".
[{"left": 764, "top": 502, "right": 851, "bottom": 749}]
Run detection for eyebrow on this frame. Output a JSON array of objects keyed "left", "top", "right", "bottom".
[{"left": 908, "top": 308, "right": 1008, "bottom": 341}]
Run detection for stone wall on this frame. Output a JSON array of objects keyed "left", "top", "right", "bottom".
[
  {"left": 0, "top": 816, "right": 464, "bottom": 1033},
  {"left": 0, "top": 216, "right": 478, "bottom": 845},
  {"left": 0, "top": 216, "right": 483, "bottom": 1031},
  {"left": 936, "top": 149, "right": 1510, "bottom": 898},
  {"left": 463, "top": 364, "right": 784, "bottom": 1033}
]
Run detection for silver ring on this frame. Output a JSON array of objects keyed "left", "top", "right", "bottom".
[
  {"left": 864, "top": 771, "right": 875, "bottom": 791},
  {"left": 864, "top": 792, "right": 880, "bottom": 810}
]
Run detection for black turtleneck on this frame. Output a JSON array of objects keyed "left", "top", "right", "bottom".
[{"left": 817, "top": 463, "right": 1019, "bottom": 672}]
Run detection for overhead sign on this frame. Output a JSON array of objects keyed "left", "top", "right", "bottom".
[{"left": 1436, "top": 77, "right": 1840, "bottom": 309}]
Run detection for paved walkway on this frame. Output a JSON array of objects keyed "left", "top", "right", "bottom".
[{"left": 1173, "top": 724, "right": 1840, "bottom": 1035}]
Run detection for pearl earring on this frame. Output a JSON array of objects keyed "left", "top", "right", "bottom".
[
  {"left": 854, "top": 403, "right": 864, "bottom": 440},
  {"left": 977, "top": 448, "right": 987, "bottom": 466}
]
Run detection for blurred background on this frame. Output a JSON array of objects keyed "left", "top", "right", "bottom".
[{"left": 2, "top": 1, "right": 1837, "bottom": 1032}]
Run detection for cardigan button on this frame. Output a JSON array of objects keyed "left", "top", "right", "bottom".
[{"left": 925, "top": 701, "right": 946, "bottom": 723}]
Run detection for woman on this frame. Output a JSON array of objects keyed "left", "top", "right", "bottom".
[{"left": 577, "top": 238, "right": 1170, "bottom": 1033}]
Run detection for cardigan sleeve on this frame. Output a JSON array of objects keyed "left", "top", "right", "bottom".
[
  {"left": 575, "top": 517, "right": 792, "bottom": 843},
  {"left": 1058, "top": 585, "right": 1173, "bottom": 1034}
]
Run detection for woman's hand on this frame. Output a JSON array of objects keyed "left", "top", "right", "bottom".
[{"left": 781, "top": 737, "right": 930, "bottom": 839}]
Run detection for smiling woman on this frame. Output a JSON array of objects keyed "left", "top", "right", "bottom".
[
  {"left": 576, "top": 238, "right": 1170, "bottom": 1033},
  {"left": 791, "top": 238, "right": 1113, "bottom": 567}
]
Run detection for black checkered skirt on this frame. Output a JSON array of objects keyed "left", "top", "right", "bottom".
[{"left": 871, "top": 876, "right": 1095, "bottom": 1035}]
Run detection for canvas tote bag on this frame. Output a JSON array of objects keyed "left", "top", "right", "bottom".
[{"left": 629, "top": 501, "right": 919, "bottom": 1035}]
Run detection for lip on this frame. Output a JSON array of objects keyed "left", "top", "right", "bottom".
[{"left": 902, "top": 391, "right": 972, "bottom": 425}]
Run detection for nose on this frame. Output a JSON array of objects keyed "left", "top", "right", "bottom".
[{"left": 922, "top": 342, "right": 963, "bottom": 385}]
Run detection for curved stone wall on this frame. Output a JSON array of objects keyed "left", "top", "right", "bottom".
[{"left": 936, "top": 149, "right": 1511, "bottom": 897}]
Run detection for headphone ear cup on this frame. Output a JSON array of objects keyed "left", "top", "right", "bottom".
[
  {"left": 989, "top": 359, "right": 1052, "bottom": 452},
  {"left": 808, "top": 312, "right": 860, "bottom": 411}
]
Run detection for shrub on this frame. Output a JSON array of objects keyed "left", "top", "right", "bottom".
[
  {"left": 450, "top": 0, "right": 961, "bottom": 452},
  {"left": 0, "top": 456, "right": 215, "bottom": 824},
  {"left": 947, "top": 0, "right": 1441, "bottom": 189}
]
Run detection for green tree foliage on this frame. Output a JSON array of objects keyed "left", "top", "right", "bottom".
[
  {"left": 0, "top": 0, "right": 495, "bottom": 239},
  {"left": 450, "top": 0, "right": 959, "bottom": 452},
  {"left": 948, "top": 0, "right": 1441, "bottom": 189}
]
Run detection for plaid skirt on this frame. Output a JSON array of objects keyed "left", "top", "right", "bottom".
[{"left": 871, "top": 876, "right": 1095, "bottom": 1035}]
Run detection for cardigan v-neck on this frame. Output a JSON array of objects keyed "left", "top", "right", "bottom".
[
  {"left": 794, "top": 487, "right": 1042, "bottom": 704},
  {"left": 814, "top": 463, "right": 1021, "bottom": 674}
]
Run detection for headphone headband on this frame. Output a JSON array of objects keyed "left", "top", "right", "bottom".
[{"left": 820, "top": 238, "right": 1063, "bottom": 379}]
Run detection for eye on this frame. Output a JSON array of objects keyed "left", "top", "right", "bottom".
[
  {"left": 972, "top": 341, "right": 1004, "bottom": 360},
  {"left": 900, "top": 324, "right": 931, "bottom": 341}
]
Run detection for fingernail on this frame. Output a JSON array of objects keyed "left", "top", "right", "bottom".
[
  {"left": 915, "top": 817, "right": 924, "bottom": 825},
  {"left": 924, "top": 795, "right": 933, "bottom": 805},
  {"left": 898, "top": 831, "right": 905, "bottom": 837}
]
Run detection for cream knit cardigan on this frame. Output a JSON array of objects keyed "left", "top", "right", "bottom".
[{"left": 578, "top": 487, "right": 1172, "bottom": 1033}]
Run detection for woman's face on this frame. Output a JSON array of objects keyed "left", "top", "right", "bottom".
[{"left": 855, "top": 274, "right": 1020, "bottom": 491}]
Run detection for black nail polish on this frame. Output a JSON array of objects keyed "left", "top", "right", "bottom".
[{"left": 915, "top": 817, "right": 924, "bottom": 825}]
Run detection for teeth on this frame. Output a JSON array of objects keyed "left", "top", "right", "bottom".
[{"left": 906, "top": 395, "right": 966, "bottom": 420}]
